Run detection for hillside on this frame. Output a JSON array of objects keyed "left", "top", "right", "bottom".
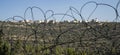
[{"left": 0, "top": 21, "right": 120, "bottom": 55}]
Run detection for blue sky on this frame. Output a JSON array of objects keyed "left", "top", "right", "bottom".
[{"left": 0, "top": 0, "right": 120, "bottom": 21}]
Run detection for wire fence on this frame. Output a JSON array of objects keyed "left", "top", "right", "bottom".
[{"left": 0, "top": 0, "right": 120, "bottom": 55}]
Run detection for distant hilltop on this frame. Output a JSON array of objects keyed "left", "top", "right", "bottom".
[{"left": 1, "top": 18, "right": 104, "bottom": 24}]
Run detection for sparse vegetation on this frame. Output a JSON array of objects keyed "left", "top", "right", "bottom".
[{"left": 0, "top": 21, "right": 120, "bottom": 55}]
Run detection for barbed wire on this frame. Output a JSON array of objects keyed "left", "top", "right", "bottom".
[{"left": 0, "top": 0, "right": 120, "bottom": 55}]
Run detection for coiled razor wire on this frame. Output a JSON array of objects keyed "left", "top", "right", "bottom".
[{"left": 0, "top": 0, "right": 120, "bottom": 55}]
